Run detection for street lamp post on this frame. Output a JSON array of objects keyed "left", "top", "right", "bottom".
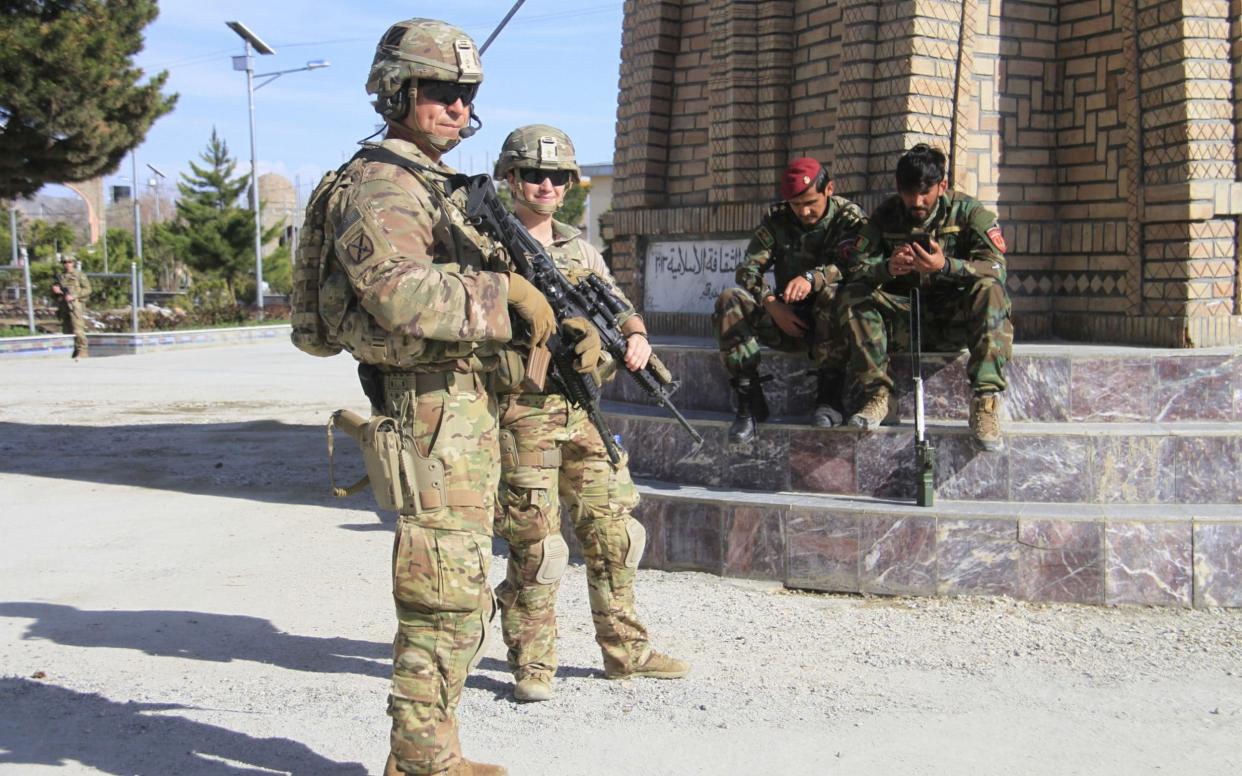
[
  {"left": 147, "top": 163, "right": 167, "bottom": 222},
  {"left": 131, "top": 150, "right": 144, "bottom": 310},
  {"left": 227, "top": 21, "right": 329, "bottom": 320}
]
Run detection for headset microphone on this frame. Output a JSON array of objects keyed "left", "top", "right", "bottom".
[{"left": 458, "top": 112, "right": 483, "bottom": 139}]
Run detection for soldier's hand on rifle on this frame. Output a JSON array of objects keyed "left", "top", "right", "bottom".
[
  {"left": 783, "top": 274, "right": 812, "bottom": 303},
  {"left": 562, "top": 317, "right": 602, "bottom": 374},
  {"left": 889, "top": 245, "right": 916, "bottom": 276},
  {"left": 51, "top": 284, "right": 63, "bottom": 296},
  {"left": 623, "top": 333, "right": 652, "bottom": 372},
  {"left": 910, "top": 238, "right": 946, "bottom": 273},
  {"left": 763, "top": 294, "right": 809, "bottom": 338},
  {"left": 506, "top": 273, "right": 556, "bottom": 346}
]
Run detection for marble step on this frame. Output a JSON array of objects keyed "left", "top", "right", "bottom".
[
  {"left": 576, "top": 481, "right": 1242, "bottom": 609},
  {"left": 605, "top": 337, "right": 1242, "bottom": 424},
  {"left": 602, "top": 401, "right": 1242, "bottom": 506}
]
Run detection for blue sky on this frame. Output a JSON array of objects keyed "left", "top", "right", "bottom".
[{"left": 78, "top": 1, "right": 624, "bottom": 204}]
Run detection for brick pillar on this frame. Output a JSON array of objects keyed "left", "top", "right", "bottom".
[
  {"left": 613, "top": 0, "right": 681, "bottom": 211},
  {"left": 707, "top": 0, "right": 794, "bottom": 204},
  {"left": 833, "top": 0, "right": 882, "bottom": 201},
  {"left": 1138, "top": 0, "right": 1239, "bottom": 330}
]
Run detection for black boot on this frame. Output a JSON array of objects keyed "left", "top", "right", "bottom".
[
  {"left": 729, "top": 376, "right": 770, "bottom": 444},
  {"left": 812, "top": 369, "right": 845, "bottom": 428}
]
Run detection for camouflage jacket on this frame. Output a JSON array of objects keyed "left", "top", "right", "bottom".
[
  {"left": 55, "top": 268, "right": 91, "bottom": 306},
  {"left": 847, "top": 191, "right": 1007, "bottom": 292},
  {"left": 736, "top": 195, "right": 866, "bottom": 300},
  {"left": 324, "top": 137, "right": 513, "bottom": 371}
]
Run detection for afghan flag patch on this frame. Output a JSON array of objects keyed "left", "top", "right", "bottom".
[{"left": 986, "top": 225, "right": 1006, "bottom": 253}]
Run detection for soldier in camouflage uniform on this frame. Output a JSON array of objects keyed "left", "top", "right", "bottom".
[
  {"left": 51, "top": 253, "right": 91, "bottom": 360},
  {"left": 490, "top": 125, "right": 688, "bottom": 703},
  {"left": 713, "top": 158, "right": 867, "bottom": 443},
  {"left": 842, "top": 143, "right": 1012, "bottom": 451},
  {"left": 320, "top": 19, "right": 559, "bottom": 776}
]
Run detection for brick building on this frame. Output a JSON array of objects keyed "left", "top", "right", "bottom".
[{"left": 607, "top": 0, "right": 1242, "bottom": 347}]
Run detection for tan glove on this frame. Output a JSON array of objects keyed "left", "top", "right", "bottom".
[
  {"left": 506, "top": 273, "right": 556, "bottom": 347},
  {"left": 561, "top": 317, "right": 602, "bottom": 374}
]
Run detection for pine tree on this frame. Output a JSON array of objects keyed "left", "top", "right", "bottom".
[
  {"left": 174, "top": 130, "right": 255, "bottom": 302},
  {"left": 0, "top": 0, "right": 177, "bottom": 200}
]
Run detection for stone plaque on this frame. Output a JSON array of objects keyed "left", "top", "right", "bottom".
[{"left": 643, "top": 239, "right": 750, "bottom": 314}]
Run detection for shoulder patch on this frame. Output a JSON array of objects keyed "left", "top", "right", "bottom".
[
  {"left": 854, "top": 234, "right": 871, "bottom": 254},
  {"left": 755, "top": 225, "right": 776, "bottom": 249},
  {"left": 986, "top": 225, "right": 1007, "bottom": 253},
  {"left": 837, "top": 237, "right": 855, "bottom": 262}
]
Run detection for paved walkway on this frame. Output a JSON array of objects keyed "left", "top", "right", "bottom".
[{"left": 1, "top": 343, "right": 1239, "bottom": 775}]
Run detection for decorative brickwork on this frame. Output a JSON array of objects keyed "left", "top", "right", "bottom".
[{"left": 611, "top": 0, "right": 1242, "bottom": 346}]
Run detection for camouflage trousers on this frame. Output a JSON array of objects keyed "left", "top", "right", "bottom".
[
  {"left": 494, "top": 391, "right": 650, "bottom": 681},
  {"left": 712, "top": 285, "right": 848, "bottom": 378},
  {"left": 383, "top": 372, "right": 498, "bottom": 776},
  {"left": 840, "top": 277, "right": 1012, "bottom": 395},
  {"left": 58, "top": 303, "right": 87, "bottom": 357}
]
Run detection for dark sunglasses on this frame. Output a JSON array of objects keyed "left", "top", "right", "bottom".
[
  {"left": 518, "top": 168, "right": 572, "bottom": 186},
  {"left": 419, "top": 80, "right": 478, "bottom": 107}
]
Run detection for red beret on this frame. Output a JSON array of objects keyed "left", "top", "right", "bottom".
[{"left": 780, "top": 157, "right": 822, "bottom": 200}]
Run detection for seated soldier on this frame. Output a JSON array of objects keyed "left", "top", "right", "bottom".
[
  {"left": 842, "top": 144, "right": 1013, "bottom": 451},
  {"left": 713, "top": 158, "right": 867, "bottom": 444}
]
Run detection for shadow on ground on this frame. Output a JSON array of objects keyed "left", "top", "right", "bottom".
[
  {"left": 0, "top": 677, "right": 369, "bottom": 775},
  {"left": 0, "top": 603, "right": 389, "bottom": 678}
]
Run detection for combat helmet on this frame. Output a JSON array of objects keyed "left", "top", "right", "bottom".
[
  {"left": 495, "top": 125, "right": 579, "bottom": 215},
  {"left": 366, "top": 18, "right": 483, "bottom": 152}
]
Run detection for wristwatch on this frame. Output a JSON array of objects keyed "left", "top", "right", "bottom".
[{"left": 803, "top": 271, "right": 814, "bottom": 283}]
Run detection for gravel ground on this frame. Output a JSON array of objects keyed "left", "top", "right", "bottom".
[{"left": 1, "top": 342, "right": 1240, "bottom": 775}]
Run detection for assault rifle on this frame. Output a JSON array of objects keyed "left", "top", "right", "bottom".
[
  {"left": 445, "top": 173, "right": 704, "bottom": 464},
  {"left": 911, "top": 286, "right": 935, "bottom": 506}
]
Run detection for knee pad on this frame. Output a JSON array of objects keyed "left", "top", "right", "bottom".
[
  {"left": 623, "top": 518, "right": 646, "bottom": 569},
  {"left": 535, "top": 534, "right": 569, "bottom": 585}
]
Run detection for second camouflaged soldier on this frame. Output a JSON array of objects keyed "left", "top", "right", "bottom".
[
  {"left": 51, "top": 253, "right": 91, "bottom": 360},
  {"left": 491, "top": 125, "right": 688, "bottom": 703},
  {"left": 308, "top": 19, "right": 557, "bottom": 776},
  {"left": 713, "top": 158, "right": 866, "bottom": 443},
  {"left": 843, "top": 144, "right": 1013, "bottom": 451}
]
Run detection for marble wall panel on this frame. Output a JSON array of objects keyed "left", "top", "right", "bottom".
[
  {"left": 856, "top": 432, "right": 917, "bottom": 500},
  {"left": 1105, "top": 522, "right": 1192, "bottom": 607},
  {"left": 933, "top": 433, "right": 1010, "bottom": 501},
  {"left": 1154, "top": 356, "right": 1235, "bottom": 422},
  {"left": 789, "top": 430, "right": 857, "bottom": 494},
  {"left": 758, "top": 352, "right": 804, "bottom": 419},
  {"left": 859, "top": 515, "right": 938, "bottom": 596},
  {"left": 1008, "top": 436, "right": 1093, "bottom": 503},
  {"left": 662, "top": 500, "right": 724, "bottom": 573},
  {"left": 1091, "top": 436, "right": 1172, "bottom": 504},
  {"left": 1193, "top": 523, "right": 1242, "bottom": 608},
  {"left": 723, "top": 506, "right": 786, "bottom": 580},
  {"left": 622, "top": 417, "right": 726, "bottom": 488},
  {"left": 1172, "top": 437, "right": 1242, "bottom": 504},
  {"left": 1070, "top": 358, "right": 1155, "bottom": 422},
  {"left": 785, "top": 510, "right": 859, "bottom": 592},
  {"left": 1005, "top": 356, "right": 1071, "bottom": 421},
  {"left": 727, "top": 427, "right": 791, "bottom": 491},
  {"left": 673, "top": 348, "right": 736, "bottom": 414},
  {"left": 1233, "top": 355, "right": 1242, "bottom": 421},
  {"left": 1017, "top": 520, "right": 1105, "bottom": 604},
  {"left": 781, "top": 362, "right": 819, "bottom": 419},
  {"left": 896, "top": 354, "right": 972, "bottom": 421},
  {"left": 630, "top": 498, "right": 666, "bottom": 568},
  {"left": 937, "top": 519, "right": 1020, "bottom": 597}
]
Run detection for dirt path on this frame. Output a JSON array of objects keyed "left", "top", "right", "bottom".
[{"left": 1, "top": 343, "right": 1239, "bottom": 775}]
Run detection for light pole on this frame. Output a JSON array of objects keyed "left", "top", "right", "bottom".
[
  {"left": 146, "top": 163, "right": 167, "bottom": 222},
  {"left": 131, "top": 150, "right": 144, "bottom": 309},
  {"left": 227, "top": 20, "right": 329, "bottom": 319}
]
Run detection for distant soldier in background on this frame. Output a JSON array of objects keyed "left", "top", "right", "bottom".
[
  {"left": 713, "top": 158, "right": 867, "bottom": 443},
  {"left": 51, "top": 253, "right": 91, "bottom": 360},
  {"left": 490, "top": 125, "right": 688, "bottom": 703},
  {"left": 842, "top": 143, "right": 1012, "bottom": 451}
]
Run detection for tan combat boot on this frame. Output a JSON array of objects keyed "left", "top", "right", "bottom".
[
  {"left": 970, "top": 392, "right": 1004, "bottom": 452},
  {"left": 385, "top": 754, "right": 508, "bottom": 776},
  {"left": 847, "top": 386, "right": 898, "bottom": 431},
  {"left": 605, "top": 649, "right": 690, "bottom": 680},
  {"left": 512, "top": 670, "right": 553, "bottom": 702}
]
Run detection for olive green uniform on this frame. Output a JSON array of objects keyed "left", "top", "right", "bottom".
[
  {"left": 54, "top": 267, "right": 92, "bottom": 358},
  {"left": 840, "top": 191, "right": 1012, "bottom": 394},
  {"left": 713, "top": 196, "right": 866, "bottom": 376},
  {"left": 492, "top": 221, "right": 653, "bottom": 681},
  {"left": 323, "top": 137, "right": 513, "bottom": 775}
]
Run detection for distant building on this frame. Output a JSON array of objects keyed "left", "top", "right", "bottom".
[{"left": 579, "top": 163, "right": 614, "bottom": 253}]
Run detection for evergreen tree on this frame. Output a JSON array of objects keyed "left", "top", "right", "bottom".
[
  {"left": 173, "top": 130, "right": 255, "bottom": 301},
  {"left": 0, "top": 0, "right": 177, "bottom": 200}
]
